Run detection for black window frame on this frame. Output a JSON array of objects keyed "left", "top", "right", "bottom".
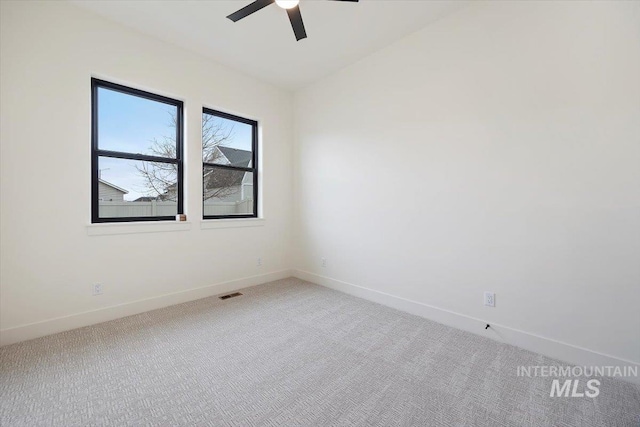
[
  {"left": 202, "top": 107, "right": 258, "bottom": 220},
  {"left": 91, "top": 78, "right": 184, "bottom": 223}
]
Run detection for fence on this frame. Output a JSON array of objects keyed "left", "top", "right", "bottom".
[
  {"left": 99, "top": 199, "right": 253, "bottom": 218},
  {"left": 203, "top": 199, "right": 253, "bottom": 216}
]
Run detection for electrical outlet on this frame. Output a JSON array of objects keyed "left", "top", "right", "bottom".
[
  {"left": 484, "top": 292, "right": 495, "bottom": 307},
  {"left": 93, "top": 283, "right": 103, "bottom": 296},
  {"left": 257, "top": 257, "right": 262, "bottom": 267},
  {"left": 321, "top": 258, "right": 327, "bottom": 268}
]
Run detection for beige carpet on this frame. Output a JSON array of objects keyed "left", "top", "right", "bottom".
[{"left": 1, "top": 278, "right": 639, "bottom": 426}]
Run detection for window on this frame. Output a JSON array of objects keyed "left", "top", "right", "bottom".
[
  {"left": 202, "top": 108, "right": 258, "bottom": 219},
  {"left": 91, "top": 78, "right": 184, "bottom": 223}
]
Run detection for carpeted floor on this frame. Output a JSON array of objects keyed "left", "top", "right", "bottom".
[{"left": 1, "top": 278, "right": 639, "bottom": 426}]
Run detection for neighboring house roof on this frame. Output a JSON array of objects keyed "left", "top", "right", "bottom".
[
  {"left": 99, "top": 179, "right": 128, "bottom": 194},
  {"left": 218, "top": 146, "right": 252, "bottom": 168},
  {"left": 133, "top": 196, "right": 157, "bottom": 202},
  {"left": 202, "top": 147, "right": 252, "bottom": 190}
]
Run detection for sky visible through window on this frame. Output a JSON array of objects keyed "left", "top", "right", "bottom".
[{"left": 98, "top": 88, "right": 252, "bottom": 201}]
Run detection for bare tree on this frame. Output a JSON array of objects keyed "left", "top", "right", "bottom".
[
  {"left": 136, "top": 113, "right": 242, "bottom": 201},
  {"left": 202, "top": 112, "right": 233, "bottom": 164}
]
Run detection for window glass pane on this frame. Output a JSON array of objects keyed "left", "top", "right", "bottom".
[
  {"left": 203, "top": 166, "right": 254, "bottom": 216},
  {"left": 98, "top": 87, "right": 178, "bottom": 158},
  {"left": 202, "top": 112, "right": 253, "bottom": 167},
  {"left": 98, "top": 157, "right": 177, "bottom": 218}
]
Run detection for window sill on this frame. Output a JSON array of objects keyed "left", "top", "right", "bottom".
[
  {"left": 86, "top": 221, "right": 192, "bottom": 236},
  {"left": 200, "top": 218, "right": 265, "bottom": 230}
]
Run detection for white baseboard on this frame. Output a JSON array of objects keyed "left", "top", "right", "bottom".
[
  {"left": 294, "top": 270, "right": 640, "bottom": 385},
  {"left": 0, "top": 269, "right": 293, "bottom": 347}
]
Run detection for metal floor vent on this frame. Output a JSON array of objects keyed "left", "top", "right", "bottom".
[{"left": 219, "top": 292, "right": 243, "bottom": 300}]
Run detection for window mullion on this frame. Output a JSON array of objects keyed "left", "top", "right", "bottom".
[
  {"left": 203, "top": 162, "right": 254, "bottom": 173},
  {"left": 97, "top": 150, "right": 178, "bottom": 164}
]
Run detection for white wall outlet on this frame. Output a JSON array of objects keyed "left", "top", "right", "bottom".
[
  {"left": 93, "top": 283, "right": 103, "bottom": 296},
  {"left": 257, "top": 257, "right": 262, "bottom": 267},
  {"left": 321, "top": 258, "right": 327, "bottom": 268},
  {"left": 484, "top": 292, "right": 495, "bottom": 307}
]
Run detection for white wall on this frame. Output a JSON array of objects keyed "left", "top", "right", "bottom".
[
  {"left": 2, "top": 0, "right": 638, "bottom": 372},
  {"left": 294, "top": 1, "right": 640, "bottom": 365},
  {"left": 0, "top": 1, "right": 293, "bottom": 342}
]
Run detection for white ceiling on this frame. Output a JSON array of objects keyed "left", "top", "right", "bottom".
[{"left": 71, "top": 0, "right": 467, "bottom": 91}]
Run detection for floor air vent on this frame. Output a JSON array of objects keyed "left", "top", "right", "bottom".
[{"left": 219, "top": 292, "right": 243, "bottom": 300}]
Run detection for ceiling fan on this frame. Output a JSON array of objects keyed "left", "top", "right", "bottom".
[{"left": 227, "top": 0, "right": 359, "bottom": 41}]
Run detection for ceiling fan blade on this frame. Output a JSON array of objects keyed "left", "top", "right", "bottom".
[
  {"left": 227, "top": 0, "right": 274, "bottom": 22},
  {"left": 286, "top": 6, "right": 307, "bottom": 41}
]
